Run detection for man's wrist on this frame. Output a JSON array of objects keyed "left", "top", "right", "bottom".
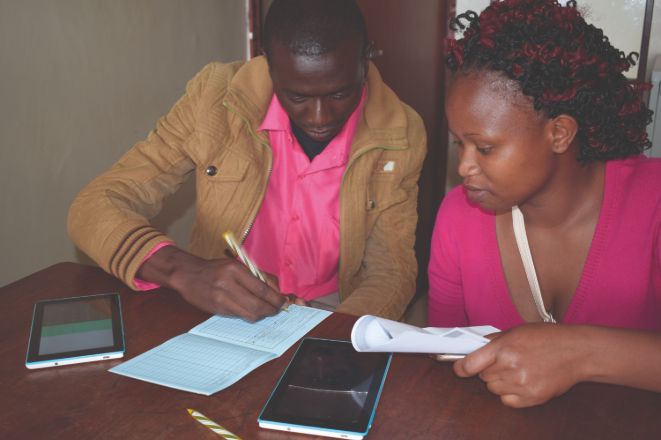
[{"left": 137, "top": 245, "right": 201, "bottom": 291}]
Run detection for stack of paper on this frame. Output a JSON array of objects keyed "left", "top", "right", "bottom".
[{"left": 351, "top": 315, "right": 499, "bottom": 354}]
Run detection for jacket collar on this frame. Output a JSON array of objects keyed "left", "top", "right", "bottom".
[{"left": 224, "top": 56, "right": 410, "bottom": 153}]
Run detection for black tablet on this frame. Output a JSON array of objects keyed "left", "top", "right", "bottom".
[
  {"left": 258, "top": 338, "right": 392, "bottom": 439},
  {"left": 25, "top": 293, "right": 125, "bottom": 369}
]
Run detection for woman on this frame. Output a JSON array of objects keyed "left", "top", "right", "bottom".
[{"left": 429, "top": 0, "right": 661, "bottom": 407}]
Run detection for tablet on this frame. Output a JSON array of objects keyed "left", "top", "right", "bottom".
[
  {"left": 25, "top": 293, "right": 125, "bottom": 369},
  {"left": 258, "top": 338, "right": 391, "bottom": 439}
]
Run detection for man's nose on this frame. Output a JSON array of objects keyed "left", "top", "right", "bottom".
[{"left": 307, "top": 98, "right": 332, "bottom": 128}]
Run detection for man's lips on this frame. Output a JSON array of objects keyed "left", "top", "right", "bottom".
[{"left": 305, "top": 128, "right": 335, "bottom": 141}]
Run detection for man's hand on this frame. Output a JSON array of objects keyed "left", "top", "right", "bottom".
[
  {"left": 453, "top": 324, "right": 588, "bottom": 408},
  {"left": 138, "top": 246, "right": 286, "bottom": 321}
]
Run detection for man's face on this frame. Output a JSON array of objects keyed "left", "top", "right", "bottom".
[{"left": 268, "top": 40, "right": 367, "bottom": 143}]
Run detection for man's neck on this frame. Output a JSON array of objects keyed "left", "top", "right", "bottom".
[{"left": 290, "top": 120, "right": 332, "bottom": 161}]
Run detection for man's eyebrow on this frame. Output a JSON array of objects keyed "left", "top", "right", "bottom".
[{"left": 282, "top": 84, "right": 357, "bottom": 97}]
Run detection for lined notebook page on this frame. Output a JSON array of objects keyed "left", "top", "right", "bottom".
[
  {"left": 190, "top": 305, "right": 332, "bottom": 355},
  {"left": 109, "top": 305, "right": 331, "bottom": 395}
]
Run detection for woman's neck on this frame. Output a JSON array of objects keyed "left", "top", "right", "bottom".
[{"left": 519, "top": 157, "right": 605, "bottom": 230}]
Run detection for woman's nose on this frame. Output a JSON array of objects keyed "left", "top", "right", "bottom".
[{"left": 457, "top": 147, "right": 480, "bottom": 178}]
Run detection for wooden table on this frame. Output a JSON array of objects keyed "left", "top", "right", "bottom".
[{"left": 1, "top": 262, "right": 660, "bottom": 439}]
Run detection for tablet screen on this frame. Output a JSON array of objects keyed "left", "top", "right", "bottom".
[
  {"left": 259, "top": 338, "right": 391, "bottom": 438},
  {"left": 26, "top": 293, "right": 125, "bottom": 368}
]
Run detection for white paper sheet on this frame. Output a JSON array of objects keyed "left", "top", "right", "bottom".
[{"left": 351, "top": 315, "right": 499, "bottom": 354}]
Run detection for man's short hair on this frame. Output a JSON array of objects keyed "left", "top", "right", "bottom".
[{"left": 262, "top": 0, "right": 368, "bottom": 59}]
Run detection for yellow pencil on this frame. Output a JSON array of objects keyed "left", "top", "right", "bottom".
[{"left": 187, "top": 408, "right": 242, "bottom": 440}]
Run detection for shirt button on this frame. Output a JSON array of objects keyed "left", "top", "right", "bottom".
[
  {"left": 292, "top": 214, "right": 300, "bottom": 221},
  {"left": 205, "top": 165, "right": 218, "bottom": 176}
]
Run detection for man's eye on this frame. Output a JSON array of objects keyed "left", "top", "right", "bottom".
[
  {"left": 452, "top": 139, "right": 464, "bottom": 148},
  {"left": 289, "top": 95, "right": 307, "bottom": 103},
  {"left": 331, "top": 92, "right": 349, "bottom": 100},
  {"left": 477, "top": 145, "right": 493, "bottom": 154}
]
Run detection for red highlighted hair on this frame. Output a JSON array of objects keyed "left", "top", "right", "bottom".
[{"left": 447, "top": 0, "right": 652, "bottom": 163}]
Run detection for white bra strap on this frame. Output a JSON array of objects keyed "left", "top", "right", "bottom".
[{"left": 511, "top": 206, "right": 556, "bottom": 323}]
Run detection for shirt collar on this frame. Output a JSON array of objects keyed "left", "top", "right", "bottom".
[
  {"left": 258, "top": 88, "right": 367, "bottom": 169},
  {"left": 257, "top": 94, "right": 291, "bottom": 132}
]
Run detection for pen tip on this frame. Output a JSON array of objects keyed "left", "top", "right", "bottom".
[{"left": 187, "top": 408, "right": 194, "bottom": 415}]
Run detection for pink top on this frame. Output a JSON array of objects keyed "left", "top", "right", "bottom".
[
  {"left": 428, "top": 156, "right": 661, "bottom": 331},
  {"left": 243, "top": 91, "right": 365, "bottom": 300}
]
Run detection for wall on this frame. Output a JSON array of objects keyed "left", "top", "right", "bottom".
[{"left": 0, "top": 0, "right": 247, "bottom": 287}]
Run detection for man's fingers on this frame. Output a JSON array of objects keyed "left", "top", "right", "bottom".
[{"left": 225, "top": 263, "right": 286, "bottom": 310}]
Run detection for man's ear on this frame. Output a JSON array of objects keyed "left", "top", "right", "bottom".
[
  {"left": 549, "top": 114, "right": 578, "bottom": 154},
  {"left": 366, "top": 41, "right": 383, "bottom": 60}
]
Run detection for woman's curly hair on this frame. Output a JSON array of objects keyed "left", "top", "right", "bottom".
[{"left": 447, "top": 0, "right": 652, "bottom": 163}]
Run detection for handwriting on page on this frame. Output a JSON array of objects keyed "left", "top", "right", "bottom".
[{"left": 191, "top": 306, "right": 329, "bottom": 354}]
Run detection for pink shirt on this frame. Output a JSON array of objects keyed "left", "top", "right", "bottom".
[
  {"left": 428, "top": 156, "right": 661, "bottom": 331},
  {"left": 243, "top": 91, "right": 365, "bottom": 300}
]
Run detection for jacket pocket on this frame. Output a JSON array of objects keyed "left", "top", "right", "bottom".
[
  {"left": 200, "top": 149, "right": 250, "bottom": 182},
  {"left": 365, "top": 167, "right": 407, "bottom": 232},
  {"left": 195, "top": 149, "right": 253, "bottom": 224}
]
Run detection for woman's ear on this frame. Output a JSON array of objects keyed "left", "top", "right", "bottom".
[{"left": 549, "top": 114, "right": 578, "bottom": 154}]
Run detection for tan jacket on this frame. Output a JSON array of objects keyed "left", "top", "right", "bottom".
[{"left": 68, "top": 57, "right": 427, "bottom": 320}]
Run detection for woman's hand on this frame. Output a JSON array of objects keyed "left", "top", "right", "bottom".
[{"left": 453, "top": 324, "right": 588, "bottom": 408}]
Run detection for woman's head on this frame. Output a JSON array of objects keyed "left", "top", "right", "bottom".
[{"left": 446, "top": 0, "right": 652, "bottom": 164}]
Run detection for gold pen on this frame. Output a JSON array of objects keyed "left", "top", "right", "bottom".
[
  {"left": 187, "top": 408, "right": 242, "bottom": 439},
  {"left": 223, "top": 231, "right": 266, "bottom": 282},
  {"left": 222, "top": 231, "right": 289, "bottom": 311}
]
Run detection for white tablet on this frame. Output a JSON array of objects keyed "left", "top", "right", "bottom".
[
  {"left": 258, "top": 338, "right": 391, "bottom": 439},
  {"left": 25, "top": 293, "right": 125, "bottom": 369}
]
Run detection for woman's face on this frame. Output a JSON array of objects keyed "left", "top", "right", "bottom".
[{"left": 445, "top": 71, "right": 557, "bottom": 213}]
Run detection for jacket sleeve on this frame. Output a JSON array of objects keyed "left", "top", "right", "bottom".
[
  {"left": 67, "top": 64, "right": 216, "bottom": 289},
  {"left": 336, "top": 107, "right": 427, "bottom": 320}
]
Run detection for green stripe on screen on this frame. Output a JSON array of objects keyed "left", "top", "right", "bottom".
[{"left": 41, "top": 319, "right": 112, "bottom": 337}]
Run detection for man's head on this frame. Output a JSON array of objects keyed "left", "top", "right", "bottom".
[{"left": 263, "top": 0, "right": 369, "bottom": 142}]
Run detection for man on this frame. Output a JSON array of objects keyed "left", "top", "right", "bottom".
[{"left": 68, "top": 0, "right": 426, "bottom": 321}]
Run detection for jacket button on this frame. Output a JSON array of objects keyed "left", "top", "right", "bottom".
[{"left": 205, "top": 165, "right": 218, "bottom": 176}]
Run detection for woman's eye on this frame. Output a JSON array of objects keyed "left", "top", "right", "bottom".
[{"left": 477, "top": 145, "right": 493, "bottom": 154}]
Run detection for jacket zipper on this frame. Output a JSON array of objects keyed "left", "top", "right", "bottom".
[{"left": 222, "top": 100, "right": 273, "bottom": 243}]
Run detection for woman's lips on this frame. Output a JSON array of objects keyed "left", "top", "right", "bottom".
[{"left": 464, "top": 185, "right": 488, "bottom": 203}]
